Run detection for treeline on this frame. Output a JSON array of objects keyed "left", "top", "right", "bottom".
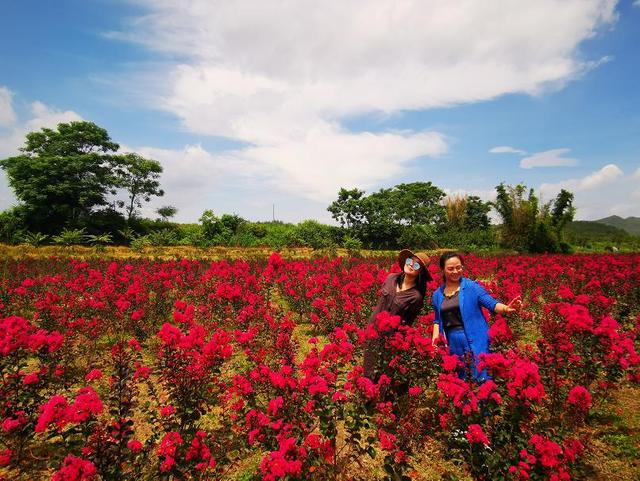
[
  {"left": 1, "top": 120, "right": 636, "bottom": 253},
  {"left": 326, "top": 182, "right": 576, "bottom": 253}
]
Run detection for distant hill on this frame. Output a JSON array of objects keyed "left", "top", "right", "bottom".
[
  {"left": 594, "top": 215, "right": 640, "bottom": 236},
  {"left": 564, "top": 220, "right": 633, "bottom": 243}
]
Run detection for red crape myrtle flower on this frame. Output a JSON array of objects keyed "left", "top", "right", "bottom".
[
  {"left": 566, "top": 385, "right": 592, "bottom": 413},
  {"left": 51, "top": 455, "right": 97, "bottom": 481},
  {"left": 466, "top": 424, "right": 490, "bottom": 446}
]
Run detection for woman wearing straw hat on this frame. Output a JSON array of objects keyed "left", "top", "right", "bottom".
[{"left": 363, "top": 249, "right": 432, "bottom": 380}]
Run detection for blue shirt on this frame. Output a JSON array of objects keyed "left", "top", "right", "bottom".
[{"left": 432, "top": 277, "right": 499, "bottom": 360}]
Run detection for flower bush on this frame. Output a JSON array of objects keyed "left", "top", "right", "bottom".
[{"left": 0, "top": 253, "right": 638, "bottom": 480}]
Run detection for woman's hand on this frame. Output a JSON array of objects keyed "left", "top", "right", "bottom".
[{"left": 497, "top": 296, "right": 522, "bottom": 314}]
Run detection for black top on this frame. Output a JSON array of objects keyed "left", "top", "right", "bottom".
[
  {"left": 369, "top": 272, "right": 424, "bottom": 327},
  {"left": 441, "top": 290, "right": 463, "bottom": 331}
]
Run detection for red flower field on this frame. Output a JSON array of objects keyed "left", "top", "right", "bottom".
[{"left": 1, "top": 253, "right": 639, "bottom": 480}]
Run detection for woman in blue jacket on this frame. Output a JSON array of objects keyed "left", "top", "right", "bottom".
[{"left": 431, "top": 251, "right": 521, "bottom": 381}]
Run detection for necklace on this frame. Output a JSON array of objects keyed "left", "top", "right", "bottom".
[{"left": 443, "top": 286, "right": 460, "bottom": 298}]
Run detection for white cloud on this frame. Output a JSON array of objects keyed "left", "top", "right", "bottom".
[
  {"left": 114, "top": 143, "right": 225, "bottom": 220},
  {"left": 0, "top": 87, "right": 16, "bottom": 128},
  {"left": 489, "top": 146, "right": 527, "bottom": 155},
  {"left": 632, "top": 167, "right": 640, "bottom": 180},
  {"left": 0, "top": 97, "right": 83, "bottom": 209},
  {"left": 0, "top": 100, "right": 83, "bottom": 158},
  {"left": 520, "top": 148, "right": 579, "bottom": 169},
  {"left": 108, "top": 0, "right": 617, "bottom": 202},
  {"left": 540, "top": 164, "right": 622, "bottom": 195},
  {"left": 633, "top": 0, "right": 640, "bottom": 7},
  {"left": 227, "top": 128, "right": 447, "bottom": 202},
  {"left": 538, "top": 164, "right": 638, "bottom": 219}
]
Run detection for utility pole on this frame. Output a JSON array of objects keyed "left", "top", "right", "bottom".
[{"left": 272, "top": 204, "right": 275, "bottom": 222}]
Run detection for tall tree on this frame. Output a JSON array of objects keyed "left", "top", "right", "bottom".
[
  {"left": 328, "top": 182, "right": 446, "bottom": 248},
  {"left": 0, "top": 121, "right": 122, "bottom": 230},
  {"left": 0, "top": 121, "right": 165, "bottom": 233},
  {"left": 549, "top": 189, "right": 575, "bottom": 243},
  {"left": 493, "top": 182, "right": 574, "bottom": 253},
  {"left": 389, "top": 182, "right": 446, "bottom": 227},
  {"left": 464, "top": 195, "right": 491, "bottom": 231},
  {"left": 116, "top": 153, "right": 164, "bottom": 221},
  {"left": 493, "top": 183, "right": 539, "bottom": 251},
  {"left": 327, "top": 188, "right": 366, "bottom": 230}
]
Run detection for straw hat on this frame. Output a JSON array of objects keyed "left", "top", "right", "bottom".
[{"left": 397, "top": 249, "right": 432, "bottom": 281}]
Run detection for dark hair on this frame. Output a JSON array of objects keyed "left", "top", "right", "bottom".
[
  {"left": 396, "top": 269, "right": 428, "bottom": 298},
  {"left": 439, "top": 251, "right": 464, "bottom": 283}
]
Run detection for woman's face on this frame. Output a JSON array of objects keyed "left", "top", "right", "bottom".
[
  {"left": 442, "top": 256, "right": 464, "bottom": 283},
  {"left": 403, "top": 257, "right": 421, "bottom": 278}
]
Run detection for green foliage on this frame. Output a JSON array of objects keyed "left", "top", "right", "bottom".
[
  {"left": 595, "top": 215, "right": 640, "bottom": 236},
  {"left": 0, "top": 206, "right": 28, "bottom": 244},
  {"left": 289, "top": 220, "right": 337, "bottom": 249},
  {"left": 0, "top": 121, "right": 121, "bottom": 232},
  {"left": 130, "top": 235, "right": 151, "bottom": 252},
  {"left": 441, "top": 194, "right": 495, "bottom": 250},
  {"left": 86, "top": 233, "right": 113, "bottom": 252},
  {"left": 20, "top": 231, "right": 49, "bottom": 247},
  {"left": 115, "top": 153, "right": 164, "bottom": 220},
  {"left": 156, "top": 205, "right": 178, "bottom": 222},
  {"left": 438, "top": 227, "right": 497, "bottom": 251},
  {"left": 601, "top": 433, "right": 640, "bottom": 459},
  {"left": 118, "top": 227, "right": 138, "bottom": 244},
  {"left": 52, "top": 228, "right": 87, "bottom": 246},
  {"left": 200, "top": 210, "right": 248, "bottom": 245},
  {"left": 175, "top": 224, "right": 208, "bottom": 247},
  {"left": 464, "top": 195, "right": 492, "bottom": 231},
  {"left": 397, "top": 223, "right": 437, "bottom": 249},
  {"left": 0, "top": 121, "right": 165, "bottom": 235},
  {"left": 328, "top": 182, "right": 446, "bottom": 249},
  {"left": 529, "top": 221, "right": 559, "bottom": 253},
  {"left": 342, "top": 235, "right": 363, "bottom": 251},
  {"left": 145, "top": 229, "right": 181, "bottom": 246},
  {"left": 83, "top": 208, "right": 127, "bottom": 240},
  {"left": 327, "top": 188, "right": 366, "bottom": 230},
  {"left": 493, "top": 183, "right": 575, "bottom": 253},
  {"left": 563, "top": 221, "right": 640, "bottom": 252}
]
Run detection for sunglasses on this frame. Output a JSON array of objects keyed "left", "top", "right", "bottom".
[{"left": 405, "top": 257, "right": 422, "bottom": 270}]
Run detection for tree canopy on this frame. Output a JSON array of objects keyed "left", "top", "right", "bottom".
[
  {"left": 328, "top": 182, "right": 446, "bottom": 248},
  {"left": 493, "top": 182, "right": 575, "bottom": 253},
  {"left": 0, "top": 121, "right": 164, "bottom": 233}
]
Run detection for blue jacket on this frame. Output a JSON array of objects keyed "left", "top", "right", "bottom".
[{"left": 432, "top": 277, "right": 499, "bottom": 360}]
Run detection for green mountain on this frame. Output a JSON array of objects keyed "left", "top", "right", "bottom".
[
  {"left": 565, "top": 220, "right": 632, "bottom": 243},
  {"left": 594, "top": 215, "right": 640, "bottom": 236}
]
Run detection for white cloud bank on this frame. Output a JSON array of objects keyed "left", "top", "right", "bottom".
[
  {"left": 520, "top": 148, "right": 580, "bottom": 169},
  {"left": 539, "top": 164, "right": 638, "bottom": 219},
  {"left": 108, "top": 0, "right": 617, "bottom": 203}
]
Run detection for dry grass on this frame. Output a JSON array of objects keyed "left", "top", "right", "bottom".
[{"left": 584, "top": 386, "right": 640, "bottom": 481}]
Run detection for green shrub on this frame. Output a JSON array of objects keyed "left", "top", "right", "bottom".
[
  {"left": 0, "top": 207, "right": 27, "bottom": 244},
  {"left": 397, "top": 224, "right": 437, "bottom": 250},
  {"left": 290, "top": 220, "right": 336, "bottom": 249},
  {"left": 52, "top": 228, "right": 87, "bottom": 246},
  {"left": 20, "top": 231, "right": 49, "bottom": 247}
]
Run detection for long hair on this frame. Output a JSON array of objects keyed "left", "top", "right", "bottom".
[{"left": 397, "top": 269, "right": 428, "bottom": 298}]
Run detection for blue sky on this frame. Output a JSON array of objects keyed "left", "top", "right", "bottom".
[{"left": 1, "top": 0, "right": 639, "bottom": 223}]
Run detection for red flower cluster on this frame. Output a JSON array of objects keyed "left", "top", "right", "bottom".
[{"left": 35, "top": 386, "right": 103, "bottom": 432}]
